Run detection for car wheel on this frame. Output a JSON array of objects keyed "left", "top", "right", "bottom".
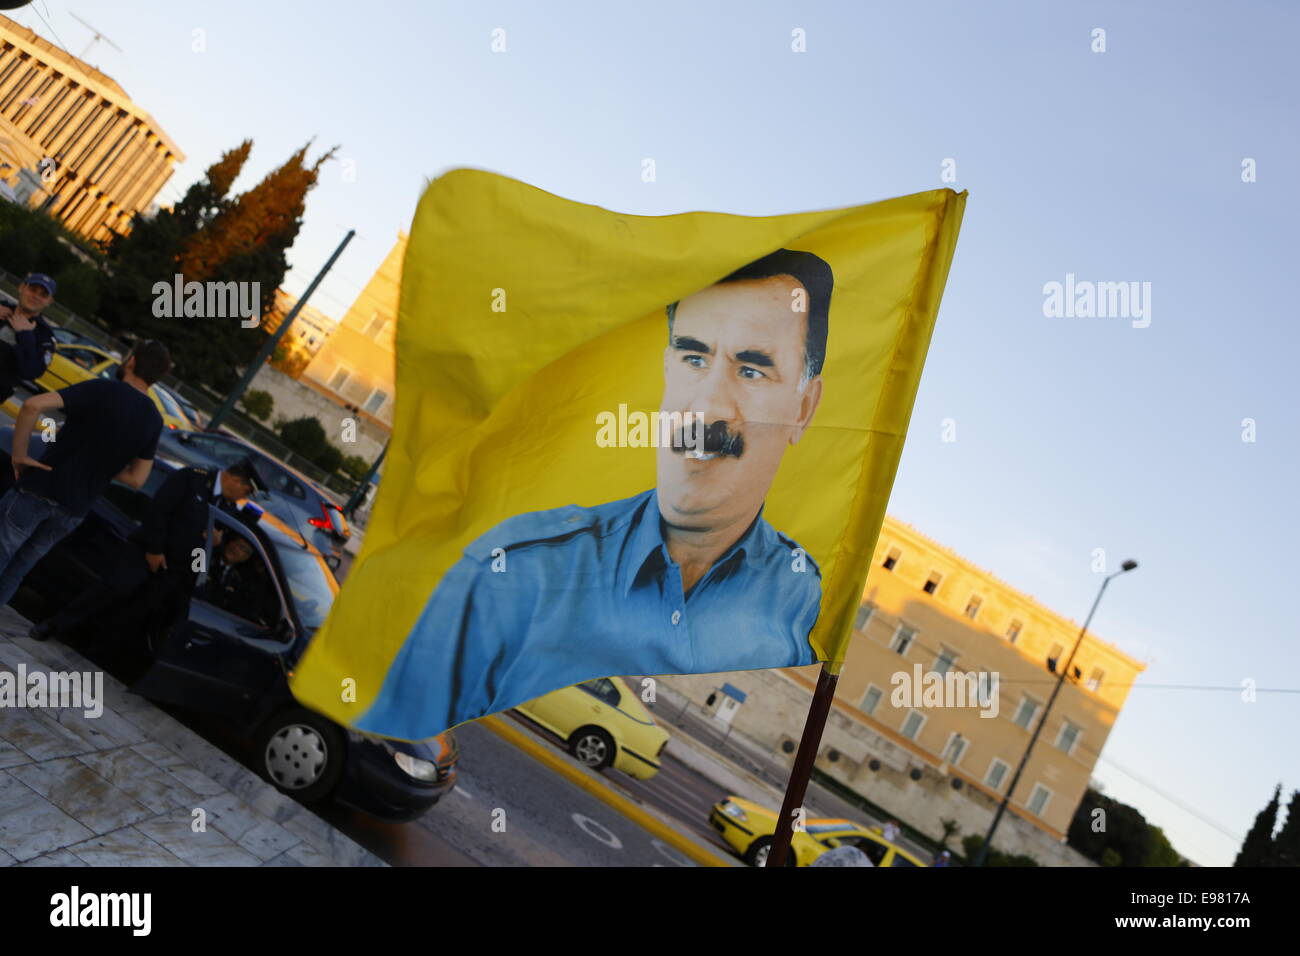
[
  {"left": 255, "top": 707, "right": 346, "bottom": 803},
  {"left": 745, "top": 836, "right": 798, "bottom": 868},
  {"left": 568, "top": 726, "right": 615, "bottom": 771}
]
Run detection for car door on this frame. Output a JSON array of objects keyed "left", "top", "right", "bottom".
[{"left": 130, "top": 510, "right": 292, "bottom": 721}]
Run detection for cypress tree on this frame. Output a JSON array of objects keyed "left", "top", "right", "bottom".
[
  {"left": 1234, "top": 784, "right": 1280, "bottom": 867},
  {"left": 1271, "top": 789, "right": 1300, "bottom": 867}
]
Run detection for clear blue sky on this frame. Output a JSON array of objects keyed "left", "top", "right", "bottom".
[{"left": 14, "top": 0, "right": 1297, "bottom": 866}]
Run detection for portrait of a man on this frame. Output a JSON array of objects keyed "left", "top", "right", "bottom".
[{"left": 356, "top": 248, "right": 835, "bottom": 738}]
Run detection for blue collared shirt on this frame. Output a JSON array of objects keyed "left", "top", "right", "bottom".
[{"left": 356, "top": 488, "right": 821, "bottom": 739}]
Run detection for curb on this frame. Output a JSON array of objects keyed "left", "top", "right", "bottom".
[{"left": 479, "top": 714, "right": 732, "bottom": 868}]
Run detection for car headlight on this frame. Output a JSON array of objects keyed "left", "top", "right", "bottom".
[
  {"left": 720, "top": 801, "right": 748, "bottom": 823},
  {"left": 393, "top": 750, "right": 440, "bottom": 781}
]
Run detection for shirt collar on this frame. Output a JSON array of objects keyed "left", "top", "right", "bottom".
[
  {"left": 212, "top": 469, "right": 223, "bottom": 500},
  {"left": 621, "top": 490, "right": 773, "bottom": 597}
]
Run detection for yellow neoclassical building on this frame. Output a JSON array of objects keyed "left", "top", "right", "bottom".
[
  {"left": 821, "top": 516, "right": 1146, "bottom": 840},
  {"left": 663, "top": 515, "right": 1145, "bottom": 859},
  {"left": 0, "top": 16, "right": 184, "bottom": 242},
  {"left": 301, "top": 233, "right": 404, "bottom": 430}
]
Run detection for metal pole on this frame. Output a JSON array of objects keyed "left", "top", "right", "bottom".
[
  {"left": 767, "top": 666, "right": 838, "bottom": 867},
  {"left": 342, "top": 439, "right": 388, "bottom": 518},
  {"left": 973, "top": 568, "right": 1125, "bottom": 866},
  {"left": 207, "top": 229, "right": 355, "bottom": 431}
]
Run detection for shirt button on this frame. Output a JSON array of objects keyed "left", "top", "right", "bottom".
[{"left": 671, "top": 610, "right": 682, "bottom": 626}]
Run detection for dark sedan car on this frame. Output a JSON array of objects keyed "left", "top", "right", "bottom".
[
  {"left": 0, "top": 428, "right": 455, "bottom": 821},
  {"left": 156, "top": 429, "right": 351, "bottom": 569}
]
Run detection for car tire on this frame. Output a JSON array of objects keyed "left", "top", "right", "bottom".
[
  {"left": 568, "top": 726, "right": 615, "bottom": 771},
  {"left": 745, "top": 836, "right": 798, "bottom": 868},
  {"left": 255, "top": 707, "right": 346, "bottom": 803}
]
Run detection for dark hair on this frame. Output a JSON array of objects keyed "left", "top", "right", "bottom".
[
  {"left": 225, "top": 456, "right": 262, "bottom": 490},
  {"left": 666, "top": 248, "right": 834, "bottom": 382},
  {"left": 129, "top": 339, "right": 172, "bottom": 384}
]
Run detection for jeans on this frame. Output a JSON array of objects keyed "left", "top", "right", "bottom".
[{"left": 0, "top": 487, "right": 84, "bottom": 607}]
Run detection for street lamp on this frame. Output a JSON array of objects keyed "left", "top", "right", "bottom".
[{"left": 973, "top": 559, "right": 1138, "bottom": 867}]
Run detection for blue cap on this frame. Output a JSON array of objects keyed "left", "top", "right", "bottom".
[{"left": 23, "top": 273, "right": 56, "bottom": 295}]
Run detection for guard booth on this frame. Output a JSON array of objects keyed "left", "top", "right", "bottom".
[{"left": 707, "top": 683, "right": 747, "bottom": 728}]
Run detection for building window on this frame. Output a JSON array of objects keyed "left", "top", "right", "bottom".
[
  {"left": 1055, "top": 720, "right": 1082, "bottom": 755},
  {"left": 1027, "top": 784, "right": 1053, "bottom": 816},
  {"left": 363, "top": 311, "right": 390, "bottom": 340},
  {"left": 1046, "top": 643, "right": 1065, "bottom": 673},
  {"left": 861, "top": 685, "right": 882, "bottom": 716},
  {"left": 327, "top": 366, "right": 351, "bottom": 391},
  {"left": 854, "top": 602, "right": 875, "bottom": 631},
  {"left": 363, "top": 388, "right": 388, "bottom": 414},
  {"left": 900, "top": 710, "right": 925, "bottom": 741},
  {"left": 1086, "top": 667, "right": 1105, "bottom": 691},
  {"left": 890, "top": 625, "right": 916, "bottom": 656},
  {"left": 941, "top": 733, "right": 966, "bottom": 765},
  {"left": 1013, "top": 695, "right": 1040, "bottom": 730},
  {"left": 932, "top": 646, "right": 957, "bottom": 676},
  {"left": 964, "top": 595, "right": 982, "bottom": 619},
  {"left": 1006, "top": 619, "right": 1023, "bottom": 643},
  {"left": 923, "top": 571, "right": 942, "bottom": 595},
  {"left": 985, "top": 758, "right": 1010, "bottom": 791},
  {"left": 882, "top": 547, "right": 900, "bottom": 571}
]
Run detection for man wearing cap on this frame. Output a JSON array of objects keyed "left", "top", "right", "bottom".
[
  {"left": 0, "top": 273, "right": 58, "bottom": 404},
  {"left": 28, "top": 455, "right": 264, "bottom": 643}
]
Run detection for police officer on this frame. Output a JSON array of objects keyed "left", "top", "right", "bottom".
[
  {"left": 0, "top": 273, "right": 58, "bottom": 405},
  {"left": 29, "top": 455, "right": 265, "bottom": 642},
  {"left": 196, "top": 533, "right": 279, "bottom": 627}
]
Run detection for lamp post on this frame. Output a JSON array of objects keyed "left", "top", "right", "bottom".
[{"left": 973, "top": 559, "right": 1138, "bottom": 867}]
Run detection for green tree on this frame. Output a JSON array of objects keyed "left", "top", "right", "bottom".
[
  {"left": 277, "top": 415, "right": 328, "bottom": 460},
  {"left": 1234, "top": 784, "right": 1281, "bottom": 867},
  {"left": 341, "top": 454, "right": 370, "bottom": 482},
  {"left": 98, "top": 140, "right": 251, "bottom": 336},
  {"left": 240, "top": 389, "right": 274, "bottom": 422},
  {"left": 961, "top": 834, "right": 1039, "bottom": 867},
  {"left": 1270, "top": 789, "right": 1300, "bottom": 867},
  {"left": 0, "top": 201, "right": 102, "bottom": 316}
]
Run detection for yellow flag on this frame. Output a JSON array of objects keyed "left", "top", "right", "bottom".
[{"left": 291, "top": 169, "right": 966, "bottom": 741}]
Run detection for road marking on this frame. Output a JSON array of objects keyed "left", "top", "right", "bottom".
[
  {"left": 454, "top": 786, "right": 473, "bottom": 799},
  {"left": 652, "top": 839, "right": 693, "bottom": 867},
  {"left": 571, "top": 813, "right": 622, "bottom": 850}
]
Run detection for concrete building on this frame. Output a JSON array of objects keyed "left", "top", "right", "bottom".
[
  {"left": 301, "top": 233, "right": 402, "bottom": 430},
  {"left": 661, "top": 515, "right": 1145, "bottom": 863},
  {"left": 264, "top": 288, "right": 337, "bottom": 376},
  {"left": 0, "top": 15, "right": 184, "bottom": 242}
]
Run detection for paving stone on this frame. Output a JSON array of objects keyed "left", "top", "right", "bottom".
[
  {"left": 0, "top": 733, "right": 32, "bottom": 770},
  {"left": 8, "top": 756, "right": 153, "bottom": 835},
  {"left": 259, "top": 849, "right": 304, "bottom": 867},
  {"left": 0, "top": 701, "right": 95, "bottom": 762},
  {"left": 0, "top": 770, "right": 94, "bottom": 862},
  {"left": 76, "top": 747, "right": 202, "bottom": 814},
  {"left": 192, "top": 791, "right": 300, "bottom": 861},
  {"left": 68, "top": 825, "right": 189, "bottom": 867},
  {"left": 18, "top": 848, "right": 86, "bottom": 867},
  {"left": 0, "top": 845, "right": 14, "bottom": 866},
  {"left": 134, "top": 810, "right": 263, "bottom": 866}
]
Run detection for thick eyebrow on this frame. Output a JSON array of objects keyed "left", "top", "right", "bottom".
[
  {"left": 735, "top": 348, "right": 775, "bottom": 368},
  {"left": 671, "top": 335, "right": 712, "bottom": 354}
]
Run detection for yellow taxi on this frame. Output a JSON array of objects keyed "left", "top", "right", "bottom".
[
  {"left": 514, "top": 677, "right": 670, "bottom": 780},
  {"left": 2, "top": 342, "right": 196, "bottom": 432},
  {"left": 709, "top": 795, "right": 929, "bottom": 867}
]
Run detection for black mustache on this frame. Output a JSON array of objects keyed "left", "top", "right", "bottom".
[{"left": 670, "top": 421, "right": 744, "bottom": 458}]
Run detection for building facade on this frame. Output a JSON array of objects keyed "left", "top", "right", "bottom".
[
  {"left": 264, "top": 288, "right": 336, "bottom": 377},
  {"left": 301, "top": 233, "right": 403, "bottom": 430},
  {"left": 660, "top": 515, "right": 1145, "bottom": 860},
  {"left": 0, "top": 16, "right": 184, "bottom": 243}
]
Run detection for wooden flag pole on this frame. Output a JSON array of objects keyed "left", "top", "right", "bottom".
[{"left": 765, "top": 665, "right": 839, "bottom": 867}]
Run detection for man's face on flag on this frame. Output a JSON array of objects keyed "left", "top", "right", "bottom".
[{"left": 657, "top": 274, "right": 823, "bottom": 532}]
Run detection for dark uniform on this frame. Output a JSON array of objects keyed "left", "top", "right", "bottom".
[
  {"left": 39, "top": 466, "right": 241, "bottom": 641},
  {"left": 0, "top": 294, "right": 56, "bottom": 405},
  {"left": 195, "top": 549, "right": 279, "bottom": 627}
]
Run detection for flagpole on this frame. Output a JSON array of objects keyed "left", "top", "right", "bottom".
[{"left": 765, "top": 665, "right": 839, "bottom": 867}]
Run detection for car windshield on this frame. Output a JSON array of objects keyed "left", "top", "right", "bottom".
[{"left": 271, "top": 540, "right": 336, "bottom": 631}]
